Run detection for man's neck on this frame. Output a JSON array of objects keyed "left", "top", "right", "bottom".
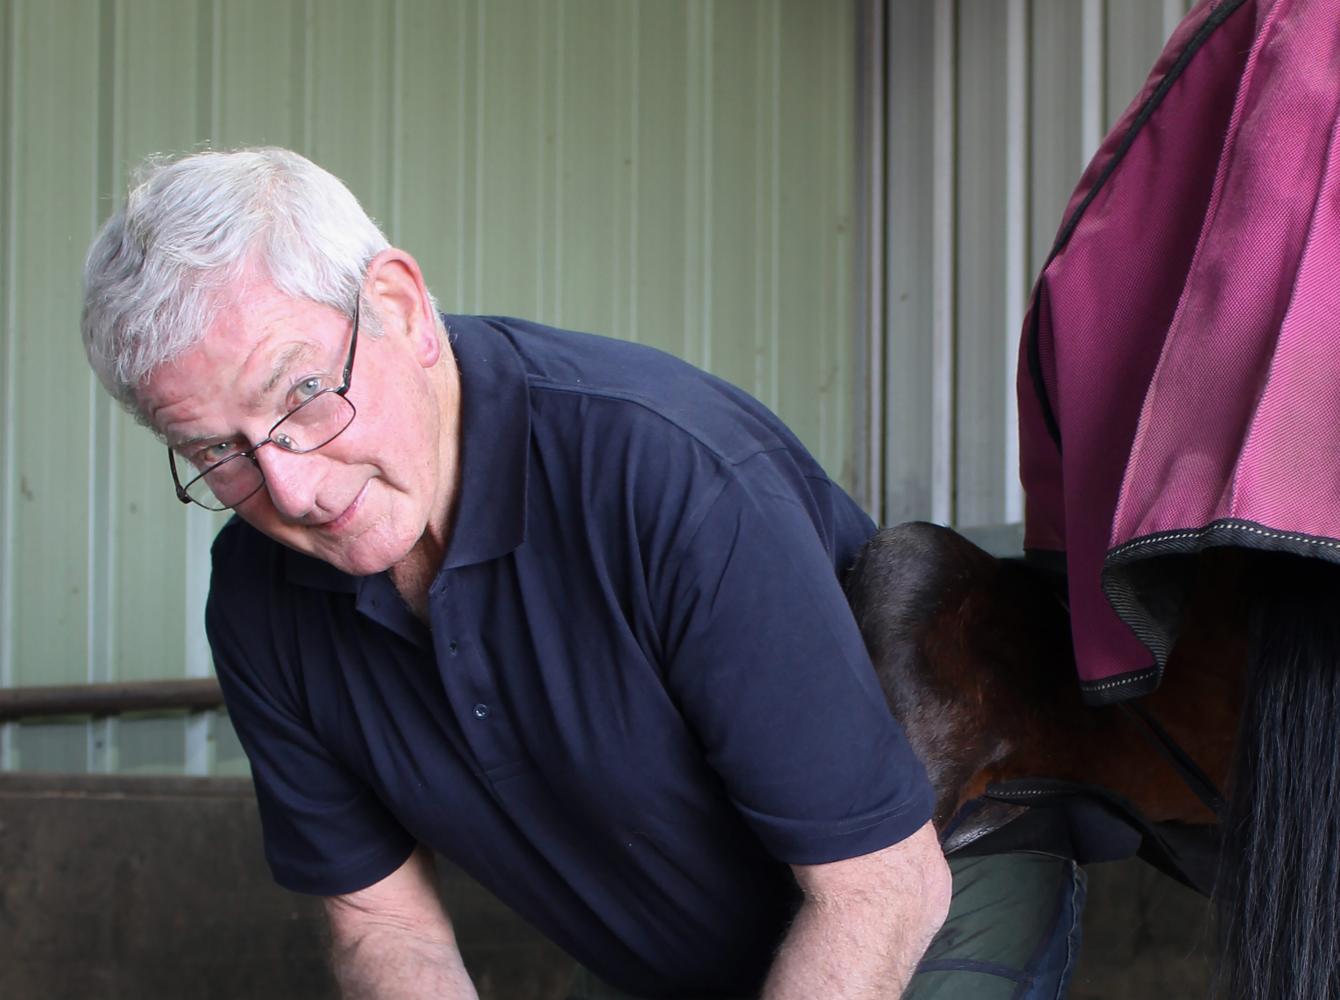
[
  {"left": 389, "top": 551, "right": 437, "bottom": 623},
  {"left": 391, "top": 336, "right": 462, "bottom": 624}
]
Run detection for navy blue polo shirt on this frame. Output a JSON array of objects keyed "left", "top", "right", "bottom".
[{"left": 207, "top": 316, "right": 934, "bottom": 998}]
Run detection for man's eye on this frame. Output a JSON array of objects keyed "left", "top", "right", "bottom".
[
  {"left": 193, "top": 441, "right": 238, "bottom": 468},
  {"left": 288, "top": 375, "right": 328, "bottom": 408}
]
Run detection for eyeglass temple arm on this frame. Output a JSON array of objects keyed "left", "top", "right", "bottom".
[
  {"left": 166, "top": 446, "right": 193, "bottom": 504},
  {"left": 339, "top": 297, "right": 360, "bottom": 393}
]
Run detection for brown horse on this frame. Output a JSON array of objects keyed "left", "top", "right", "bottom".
[
  {"left": 848, "top": 521, "right": 1340, "bottom": 997},
  {"left": 845, "top": 521, "right": 1239, "bottom": 830},
  {"left": 846, "top": 522, "right": 1340, "bottom": 991}
]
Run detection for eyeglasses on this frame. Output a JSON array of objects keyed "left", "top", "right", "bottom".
[{"left": 168, "top": 299, "right": 361, "bottom": 511}]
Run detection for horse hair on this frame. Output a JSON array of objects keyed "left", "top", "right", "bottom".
[
  {"left": 1218, "top": 553, "right": 1340, "bottom": 1000},
  {"left": 845, "top": 522, "right": 1071, "bottom": 827}
]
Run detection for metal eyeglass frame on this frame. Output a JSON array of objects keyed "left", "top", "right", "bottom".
[{"left": 168, "top": 297, "right": 361, "bottom": 511}]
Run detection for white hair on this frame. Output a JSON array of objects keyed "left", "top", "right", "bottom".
[{"left": 81, "top": 147, "right": 396, "bottom": 421}]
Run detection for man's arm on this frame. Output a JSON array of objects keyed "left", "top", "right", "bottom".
[
  {"left": 323, "top": 846, "right": 480, "bottom": 1000},
  {"left": 761, "top": 820, "right": 950, "bottom": 1000}
]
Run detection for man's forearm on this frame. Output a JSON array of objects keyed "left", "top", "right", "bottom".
[
  {"left": 323, "top": 847, "right": 479, "bottom": 1000},
  {"left": 330, "top": 921, "right": 479, "bottom": 1000},
  {"left": 760, "top": 892, "right": 944, "bottom": 999},
  {"left": 762, "top": 824, "right": 951, "bottom": 1000}
]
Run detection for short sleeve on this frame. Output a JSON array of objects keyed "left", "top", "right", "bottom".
[
  {"left": 656, "top": 453, "right": 935, "bottom": 865},
  {"left": 207, "top": 530, "right": 415, "bottom": 896}
]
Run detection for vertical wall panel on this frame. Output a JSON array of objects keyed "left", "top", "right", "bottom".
[
  {"left": 8, "top": 0, "right": 101, "bottom": 771},
  {"left": 703, "top": 2, "right": 759, "bottom": 395},
  {"left": 555, "top": 0, "right": 638, "bottom": 341},
  {"left": 1106, "top": 2, "right": 1172, "bottom": 128},
  {"left": 884, "top": 3, "right": 937, "bottom": 525},
  {"left": 1, "top": 0, "right": 17, "bottom": 769},
  {"left": 108, "top": 0, "right": 197, "bottom": 689},
  {"left": 215, "top": 0, "right": 305, "bottom": 148},
  {"left": 928, "top": 0, "right": 955, "bottom": 525},
  {"left": 1028, "top": 1, "right": 1084, "bottom": 277},
  {"left": 307, "top": 1, "right": 394, "bottom": 227},
  {"left": 103, "top": 0, "right": 216, "bottom": 779},
  {"left": 394, "top": 0, "right": 475, "bottom": 313},
  {"left": 474, "top": 1, "right": 546, "bottom": 318},
  {"left": 778, "top": 0, "right": 856, "bottom": 481},
  {"left": 886, "top": 0, "right": 1193, "bottom": 532},
  {"left": 954, "top": 0, "right": 1010, "bottom": 527},
  {"left": 632, "top": 3, "right": 690, "bottom": 361}
]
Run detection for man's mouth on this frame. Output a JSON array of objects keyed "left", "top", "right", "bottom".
[{"left": 316, "top": 482, "right": 369, "bottom": 534}]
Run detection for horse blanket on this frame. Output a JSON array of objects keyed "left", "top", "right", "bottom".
[{"left": 1019, "top": 0, "right": 1340, "bottom": 703}]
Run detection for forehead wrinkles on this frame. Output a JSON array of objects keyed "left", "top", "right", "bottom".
[
  {"left": 152, "top": 333, "right": 313, "bottom": 447},
  {"left": 251, "top": 341, "right": 320, "bottom": 408}
]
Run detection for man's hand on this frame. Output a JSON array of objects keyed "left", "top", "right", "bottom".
[
  {"left": 324, "top": 846, "right": 479, "bottom": 1000},
  {"left": 761, "top": 820, "right": 951, "bottom": 999}
]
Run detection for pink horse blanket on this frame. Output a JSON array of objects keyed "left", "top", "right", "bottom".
[{"left": 1019, "top": 0, "right": 1340, "bottom": 702}]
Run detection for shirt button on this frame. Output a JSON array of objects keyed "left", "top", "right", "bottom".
[
  {"left": 472, "top": 703, "right": 490, "bottom": 720},
  {"left": 448, "top": 640, "right": 459, "bottom": 655}
]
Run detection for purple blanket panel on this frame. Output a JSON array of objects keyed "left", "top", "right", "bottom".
[{"left": 1018, "top": 0, "right": 1340, "bottom": 702}]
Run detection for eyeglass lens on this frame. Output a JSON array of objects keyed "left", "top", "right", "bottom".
[{"left": 173, "top": 391, "right": 356, "bottom": 511}]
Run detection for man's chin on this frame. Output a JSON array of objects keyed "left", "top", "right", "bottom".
[
  {"left": 310, "top": 536, "right": 413, "bottom": 578},
  {"left": 250, "top": 525, "right": 410, "bottom": 579}
]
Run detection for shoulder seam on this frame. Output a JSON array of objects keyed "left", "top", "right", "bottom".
[{"left": 527, "top": 377, "right": 789, "bottom": 470}]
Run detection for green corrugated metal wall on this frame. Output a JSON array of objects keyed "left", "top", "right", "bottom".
[{"left": 0, "top": 0, "right": 861, "bottom": 773}]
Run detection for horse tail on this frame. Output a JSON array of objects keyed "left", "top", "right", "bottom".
[{"left": 1219, "top": 553, "right": 1340, "bottom": 999}]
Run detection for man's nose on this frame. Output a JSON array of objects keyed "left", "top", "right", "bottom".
[{"left": 254, "top": 444, "right": 320, "bottom": 520}]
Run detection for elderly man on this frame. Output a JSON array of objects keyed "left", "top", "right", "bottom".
[{"left": 81, "top": 148, "right": 1080, "bottom": 1000}]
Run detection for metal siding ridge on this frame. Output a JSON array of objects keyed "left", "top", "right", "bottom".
[
  {"left": 681, "top": 1, "right": 701, "bottom": 364},
  {"left": 629, "top": 1, "right": 641, "bottom": 342},
  {"left": 208, "top": 0, "right": 221, "bottom": 146},
  {"left": 183, "top": 507, "right": 217, "bottom": 775},
  {"left": 472, "top": 0, "right": 486, "bottom": 314},
  {"left": 0, "top": 0, "right": 20, "bottom": 769},
  {"left": 551, "top": 0, "right": 564, "bottom": 325},
  {"left": 752, "top": 0, "right": 769, "bottom": 402},
  {"left": 184, "top": 0, "right": 223, "bottom": 777},
  {"left": 700, "top": 3, "right": 713, "bottom": 372},
  {"left": 195, "top": 0, "right": 215, "bottom": 151},
  {"left": 91, "top": 0, "right": 122, "bottom": 772},
  {"left": 857, "top": 0, "right": 885, "bottom": 520},
  {"left": 768, "top": 0, "right": 781, "bottom": 418},
  {"left": 931, "top": 0, "right": 955, "bottom": 525},
  {"left": 1162, "top": 0, "right": 1186, "bottom": 45},
  {"left": 752, "top": 1, "right": 765, "bottom": 399},
  {"left": 1003, "top": 0, "right": 1027, "bottom": 523},
  {"left": 1080, "top": 0, "right": 1104, "bottom": 162},
  {"left": 534, "top": 2, "right": 547, "bottom": 320},
  {"left": 388, "top": 0, "right": 404, "bottom": 243},
  {"left": 453, "top": 2, "right": 469, "bottom": 311},
  {"left": 298, "top": 0, "right": 312, "bottom": 152}
]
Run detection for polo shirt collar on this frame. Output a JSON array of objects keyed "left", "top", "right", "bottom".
[{"left": 437, "top": 316, "right": 531, "bottom": 569}]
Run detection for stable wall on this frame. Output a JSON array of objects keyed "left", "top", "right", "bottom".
[{"left": 1, "top": 773, "right": 1215, "bottom": 999}]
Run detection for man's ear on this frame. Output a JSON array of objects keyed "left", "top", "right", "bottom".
[{"left": 365, "top": 248, "right": 440, "bottom": 367}]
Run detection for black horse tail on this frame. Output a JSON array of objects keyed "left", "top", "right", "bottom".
[{"left": 1219, "top": 553, "right": 1340, "bottom": 999}]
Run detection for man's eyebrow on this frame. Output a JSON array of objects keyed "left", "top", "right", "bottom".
[
  {"left": 167, "top": 431, "right": 223, "bottom": 452},
  {"left": 255, "top": 343, "right": 318, "bottom": 402}
]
